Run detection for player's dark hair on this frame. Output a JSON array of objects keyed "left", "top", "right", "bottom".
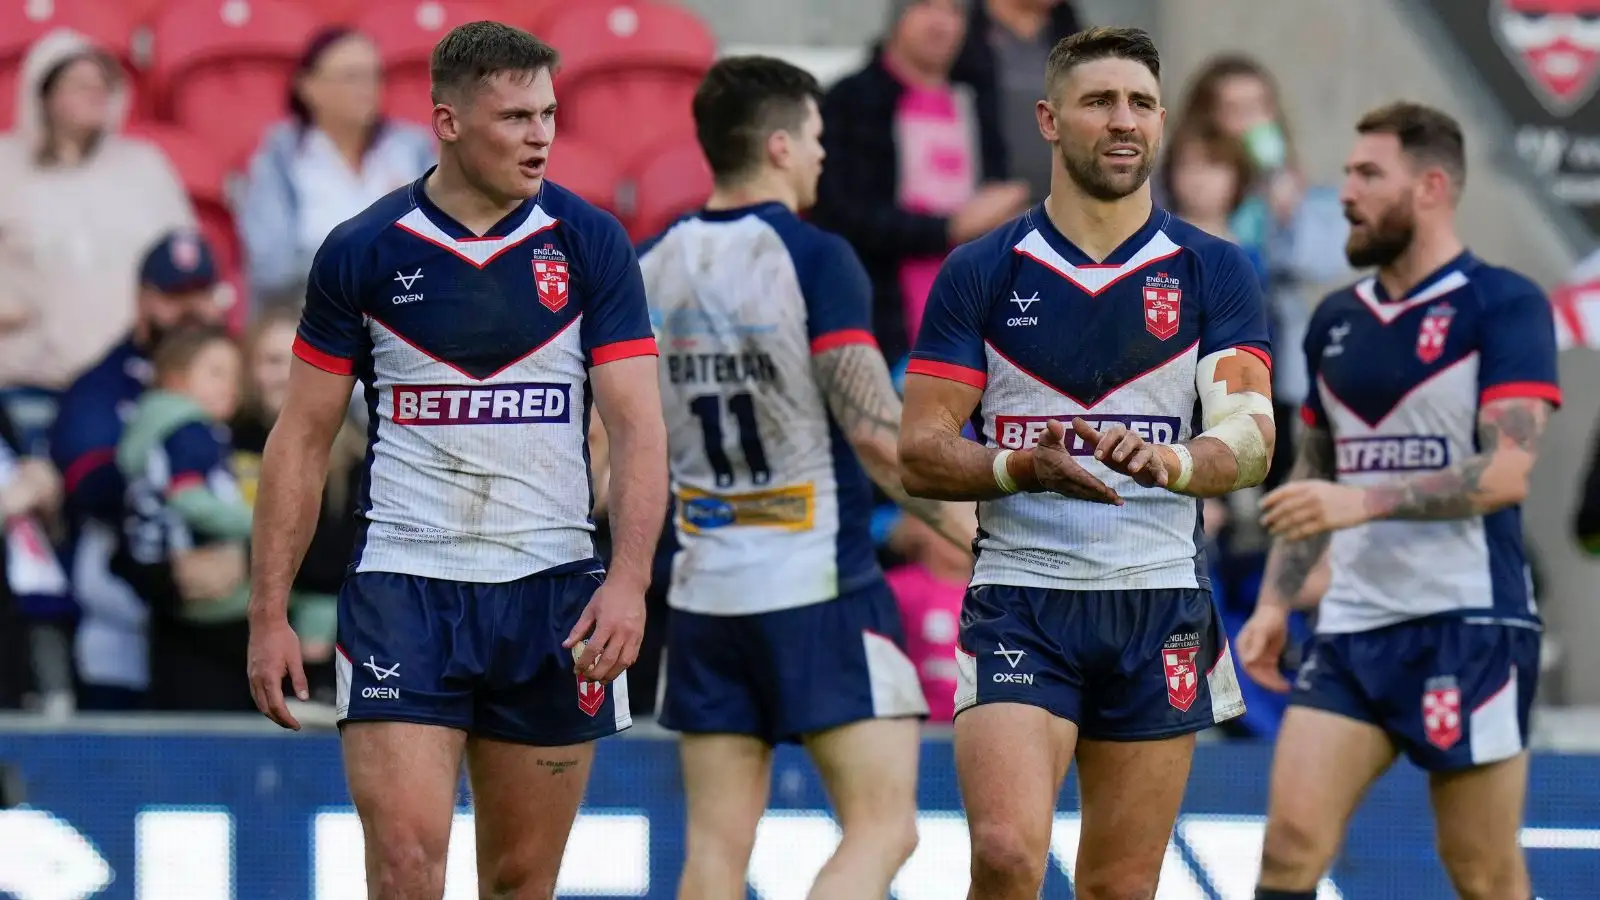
[
  {"left": 1046, "top": 27, "right": 1160, "bottom": 98},
  {"left": 1172, "top": 55, "right": 1298, "bottom": 171},
  {"left": 1356, "top": 101, "right": 1467, "bottom": 190},
  {"left": 692, "top": 55, "right": 822, "bottom": 185},
  {"left": 429, "top": 20, "right": 559, "bottom": 105},
  {"left": 152, "top": 324, "right": 237, "bottom": 384}
]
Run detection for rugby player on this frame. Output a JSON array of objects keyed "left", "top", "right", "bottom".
[
  {"left": 245, "top": 22, "right": 668, "bottom": 899},
  {"left": 1240, "top": 103, "right": 1560, "bottom": 900},
  {"left": 899, "top": 27, "right": 1275, "bottom": 900},
  {"left": 639, "top": 56, "right": 975, "bottom": 899}
]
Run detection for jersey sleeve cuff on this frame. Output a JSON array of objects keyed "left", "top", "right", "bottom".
[
  {"left": 1482, "top": 381, "right": 1562, "bottom": 408},
  {"left": 809, "top": 329, "right": 878, "bottom": 355},
  {"left": 62, "top": 447, "right": 116, "bottom": 494},
  {"left": 293, "top": 335, "right": 355, "bottom": 375},
  {"left": 1232, "top": 344, "right": 1273, "bottom": 371},
  {"left": 906, "top": 357, "right": 987, "bottom": 389},
  {"left": 591, "top": 336, "right": 659, "bottom": 366}
]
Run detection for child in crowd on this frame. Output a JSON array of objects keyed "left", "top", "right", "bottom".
[{"left": 116, "top": 327, "right": 334, "bottom": 643}]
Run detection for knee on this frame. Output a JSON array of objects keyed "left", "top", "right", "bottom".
[
  {"left": 478, "top": 856, "right": 558, "bottom": 900},
  {"left": 843, "top": 809, "right": 919, "bottom": 866},
  {"left": 368, "top": 835, "right": 448, "bottom": 898},
  {"left": 1072, "top": 872, "right": 1158, "bottom": 900},
  {"left": 1259, "top": 813, "right": 1334, "bottom": 882},
  {"left": 1439, "top": 846, "right": 1527, "bottom": 900},
  {"left": 969, "top": 821, "right": 1047, "bottom": 889}
]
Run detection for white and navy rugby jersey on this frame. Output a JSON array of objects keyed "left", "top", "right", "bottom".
[
  {"left": 1303, "top": 252, "right": 1561, "bottom": 634},
  {"left": 639, "top": 202, "right": 881, "bottom": 615},
  {"left": 909, "top": 206, "right": 1271, "bottom": 592},
  {"left": 293, "top": 171, "right": 658, "bottom": 584}
]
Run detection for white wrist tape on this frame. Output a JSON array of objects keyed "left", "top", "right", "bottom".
[
  {"left": 1196, "top": 349, "right": 1275, "bottom": 490},
  {"left": 1166, "top": 443, "right": 1194, "bottom": 492},
  {"left": 993, "top": 449, "right": 1020, "bottom": 495}
]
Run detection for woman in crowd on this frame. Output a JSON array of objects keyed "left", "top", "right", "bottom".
[
  {"left": 0, "top": 29, "right": 194, "bottom": 434},
  {"left": 239, "top": 27, "right": 434, "bottom": 309},
  {"left": 1169, "top": 55, "right": 1351, "bottom": 492}
]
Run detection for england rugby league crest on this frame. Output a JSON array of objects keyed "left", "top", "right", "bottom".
[
  {"left": 1494, "top": 0, "right": 1600, "bottom": 115},
  {"left": 1422, "top": 675, "right": 1463, "bottom": 750},
  {"left": 1416, "top": 303, "right": 1456, "bottom": 364},
  {"left": 577, "top": 676, "right": 605, "bottom": 717},
  {"left": 534, "top": 259, "right": 570, "bottom": 312},
  {"left": 1143, "top": 273, "right": 1181, "bottom": 341},
  {"left": 1162, "top": 632, "right": 1202, "bottom": 712}
]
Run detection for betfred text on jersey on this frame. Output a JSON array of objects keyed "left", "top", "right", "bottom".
[
  {"left": 392, "top": 383, "right": 571, "bottom": 425},
  {"left": 1336, "top": 436, "right": 1451, "bottom": 474},
  {"left": 994, "top": 414, "right": 1182, "bottom": 454}
]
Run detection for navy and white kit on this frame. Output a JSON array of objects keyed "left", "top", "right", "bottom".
[
  {"left": 640, "top": 202, "right": 927, "bottom": 744},
  {"left": 294, "top": 170, "right": 657, "bottom": 745},
  {"left": 1292, "top": 252, "right": 1560, "bottom": 770},
  {"left": 909, "top": 206, "right": 1266, "bottom": 739}
]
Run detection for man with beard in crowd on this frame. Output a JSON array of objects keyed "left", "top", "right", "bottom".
[
  {"left": 898, "top": 27, "right": 1274, "bottom": 899},
  {"left": 1239, "top": 102, "right": 1560, "bottom": 900},
  {"left": 50, "top": 230, "right": 226, "bottom": 710}
]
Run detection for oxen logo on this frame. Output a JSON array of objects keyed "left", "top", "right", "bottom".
[
  {"left": 1423, "top": 675, "right": 1463, "bottom": 750},
  {"left": 1494, "top": 0, "right": 1600, "bottom": 115},
  {"left": 1416, "top": 303, "right": 1456, "bottom": 364}
]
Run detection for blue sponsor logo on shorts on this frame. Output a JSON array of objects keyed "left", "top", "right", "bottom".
[
  {"left": 391, "top": 383, "right": 570, "bottom": 425},
  {"left": 994, "top": 414, "right": 1182, "bottom": 454},
  {"left": 682, "top": 496, "right": 737, "bottom": 530},
  {"left": 1336, "top": 435, "right": 1450, "bottom": 473}
]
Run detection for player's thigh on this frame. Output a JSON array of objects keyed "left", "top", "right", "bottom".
[
  {"left": 1429, "top": 752, "right": 1530, "bottom": 883},
  {"left": 341, "top": 721, "right": 466, "bottom": 869},
  {"left": 1265, "top": 706, "right": 1396, "bottom": 864},
  {"left": 760, "top": 581, "right": 928, "bottom": 744},
  {"left": 1070, "top": 733, "right": 1196, "bottom": 897},
  {"left": 803, "top": 715, "right": 921, "bottom": 832},
  {"left": 464, "top": 736, "right": 596, "bottom": 893},
  {"left": 680, "top": 733, "right": 774, "bottom": 855},
  {"left": 955, "top": 702, "right": 1077, "bottom": 877},
  {"left": 475, "top": 572, "right": 632, "bottom": 747}
]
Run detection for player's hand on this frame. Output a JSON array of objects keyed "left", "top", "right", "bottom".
[
  {"left": 1070, "top": 417, "right": 1169, "bottom": 489},
  {"left": 1236, "top": 604, "right": 1292, "bottom": 693},
  {"left": 563, "top": 578, "right": 645, "bottom": 685},
  {"left": 1260, "top": 480, "right": 1369, "bottom": 540},
  {"left": 1032, "top": 419, "right": 1122, "bottom": 505},
  {"left": 247, "top": 615, "right": 308, "bottom": 731}
]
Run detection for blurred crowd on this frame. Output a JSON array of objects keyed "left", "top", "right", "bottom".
[{"left": 0, "top": 0, "right": 1584, "bottom": 738}]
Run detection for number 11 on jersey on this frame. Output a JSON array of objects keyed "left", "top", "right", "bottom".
[{"left": 688, "top": 391, "right": 770, "bottom": 488}]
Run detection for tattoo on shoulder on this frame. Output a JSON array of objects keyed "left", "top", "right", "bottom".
[
  {"left": 813, "top": 344, "right": 901, "bottom": 440},
  {"left": 1478, "top": 397, "right": 1550, "bottom": 454}
]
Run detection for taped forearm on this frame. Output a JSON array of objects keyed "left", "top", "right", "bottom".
[{"left": 1166, "top": 348, "right": 1275, "bottom": 495}]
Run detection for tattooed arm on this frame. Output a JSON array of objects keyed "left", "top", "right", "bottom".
[
  {"left": 812, "top": 345, "right": 977, "bottom": 553},
  {"left": 1257, "top": 424, "right": 1336, "bottom": 611},
  {"left": 1363, "top": 397, "right": 1551, "bottom": 521}
]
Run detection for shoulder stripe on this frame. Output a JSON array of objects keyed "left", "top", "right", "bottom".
[
  {"left": 810, "top": 329, "right": 877, "bottom": 355},
  {"left": 591, "top": 337, "right": 659, "bottom": 366},
  {"left": 1482, "top": 381, "right": 1562, "bottom": 407},
  {"left": 1233, "top": 344, "right": 1273, "bottom": 371},
  {"left": 907, "top": 357, "right": 986, "bottom": 389},
  {"left": 293, "top": 335, "right": 354, "bottom": 375}
]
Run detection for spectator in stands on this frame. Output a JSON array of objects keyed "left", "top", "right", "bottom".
[
  {"left": 885, "top": 515, "right": 969, "bottom": 723},
  {"left": 951, "top": 0, "right": 1085, "bottom": 205},
  {"left": 50, "top": 231, "right": 227, "bottom": 711},
  {"left": 814, "top": 0, "right": 1030, "bottom": 367},
  {"left": 0, "top": 29, "right": 195, "bottom": 436},
  {"left": 230, "top": 307, "right": 356, "bottom": 703},
  {"left": 1169, "top": 56, "right": 1350, "bottom": 491},
  {"left": 1160, "top": 126, "right": 1263, "bottom": 275},
  {"left": 0, "top": 402, "right": 66, "bottom": 712},
  {"left": 240, "top": 27, "right": 435, "bottom": 309}
]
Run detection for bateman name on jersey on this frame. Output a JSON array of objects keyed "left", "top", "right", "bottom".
[{"left": 665, "top": 352, "right": 780, "bottom": 386}]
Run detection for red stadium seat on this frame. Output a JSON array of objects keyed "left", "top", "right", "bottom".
[
  {"left": 150, "top": 0, "right": 318, "bottom": 167},
  {"left": 358, "top": 0, "right": 557, "bottom": 126},
  {"left": 0, "top": 0, "right": 143, "bottom": 130},
  {"left": 623, "top": 133, "right": 711, "bottom": 243},
  {"left": 542, "top": 2, "right": 715, "bottom": 169},
  {"left": 545, "top": 135, "right": 623, "bottom": 216},
  {"left": 123, "top": 121, "right": 248, "bottom": 327}
]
